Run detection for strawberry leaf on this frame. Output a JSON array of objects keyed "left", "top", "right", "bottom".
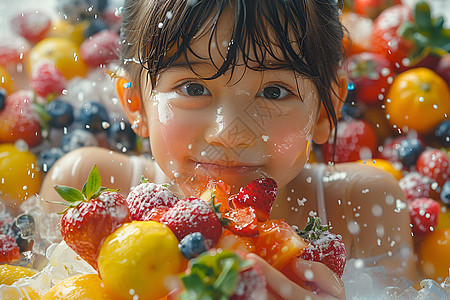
[
  {"left": 53, "top": 185, "right": 85, "bottom": 203},
  {"left": 140, "top": 175, "right": 148, "bottom": 184},
  {"left": 82, "top": 165, "right": 102, "bottom": 200}
]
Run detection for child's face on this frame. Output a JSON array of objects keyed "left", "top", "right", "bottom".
[{"left": 138, "top": 8, "right": 329, "bottom": 195}]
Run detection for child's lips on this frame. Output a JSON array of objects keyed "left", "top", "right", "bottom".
[{"left": 192, "top": 160, "right": 262, "bottom": 174}]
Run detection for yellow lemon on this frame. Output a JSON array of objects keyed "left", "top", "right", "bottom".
[
  {"left": 0, "top": 264, "right": 37, "bottom": 285},
  {"left": 28, "top": 37, "right": 88, "bottom": 80},
  {"left": 0, "top": 65, "right": 15, "bottom": 94},
  {"left": 0, "top": 143, "right": 42, "bottom": 212},
  {"left": 98, "top": 221, "right": 183, "bottom": 300},
  {"left": 41, "top": 274, "right": 114, "bottom": 300},
  {"left": 357, "top": 158, "right": 403, "bottom": 180},
  {"left": 47, "top": 19, "right": 88, "bottom": 46}
]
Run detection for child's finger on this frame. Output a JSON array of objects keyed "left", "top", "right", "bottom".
[
  {"left": 247, "top": 253, "right": 342, "bottom": 300},
  {"left": 288, "top": 258, "right": 345, "bottom": 298}
]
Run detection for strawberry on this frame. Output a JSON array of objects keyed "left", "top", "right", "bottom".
[
  {"left": 297, "top": 217, "right": 347, "bottom": 278},
  {"left": 0, "top": 234, "right": 20, "bottom": 263},
  {"left": 126, "top": 177, "right": 179, "bottom": 221},
  {"left": 222, "top": 207, "right": 259, "bottom": 237},
  {"left": 179, "top": 249, "right": 267, "bottom": 300},
  {"left": 0, "top": 90, "right": 42, "bottom": 147},
  {"left": 0, "top": 36, "right": 30, "bottom": 67},
  {"left": 232, "top": 178, "right": 277, "bottom": 222},
  {"left": 416, "top": 149, "right": 450, "bottom": 187},
  {"left": 11, "top": 10, "right": 52, "bottom": 44},
  {"left": 31, "top": 62, "right": 67, "bottom": 98},
  {"left": 323, "top": 119, "right": 378, "bottom": 163},
  {"left": 80, "top": 30, "right": 121, "bottom": 67},
  {"left": 399, "top": 172, "right": 432, "bottom": 203},
  {"left": 54, "top": 165, "right": 131, "bottom": 270},
  {"left": 408, "top": 198, "right": 440, "bottom": 236},
  {"left": 159, "top": 197, "right": 222, "bottom": 246}
]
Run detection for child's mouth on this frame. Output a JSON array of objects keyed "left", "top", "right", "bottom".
[{"left": 192, "top": 160, "right": 261, "bottom": 175}]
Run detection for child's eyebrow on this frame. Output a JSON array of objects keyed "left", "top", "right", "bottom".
[{"left": 165, "top": 60, "right": 295, "bottom": 73}]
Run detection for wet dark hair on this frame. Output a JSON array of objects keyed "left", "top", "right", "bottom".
[{"left": 120, "top": 0, "right": 346, "bottom": 148}]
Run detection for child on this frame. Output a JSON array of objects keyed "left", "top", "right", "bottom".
[{"left": 39, "top": 0, "right": 419, "bottom": 298}]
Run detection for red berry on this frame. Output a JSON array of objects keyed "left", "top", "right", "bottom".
[
  {"left": 0, "top": 36, "right": 30, "bottom": 67},
  {"left": 416, "top": 149, "right": 450, "bottom": 187},
  {"left": 0, "top": 90, "right": 42, "bottom": 147},
  {"left": 230, "top": 263, "right": 268, "bottom": 300},
  {"left": 11, "top": 10, "right": 51, "bottom": 44},
  {"left": 232, "top": 178, "right": 278, "bottom": 222},
  {"left": 399, "top": 172, "right": 432, "bottom": 203},
  {"left": 80, "top": 30, "right": 121, "bottom": 67},
  {"left": 159, "top": 197, "right": 222, "bottom": 245},
  {"left": 223, "top": 207, "right": 259, "bottom": 237},
  {"left": 408, "top": 198, "right": 440, "bottom": 236},
  {"left": 0, "top": 234, "right": 20, "bottom": 263},
  {"left": 31, "top": 62, "right": 67, "bottom": 98},
  {"left": 126, "top": 182, "right": 179, "bottom": 221}
]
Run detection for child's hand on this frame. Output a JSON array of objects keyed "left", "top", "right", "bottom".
[{"left": 246, "top": 253, "right": 345, "bottom": 300}]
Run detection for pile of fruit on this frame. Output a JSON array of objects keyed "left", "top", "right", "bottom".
[{"left": 1, "top": 165, "right": 347, "bottom": 299}]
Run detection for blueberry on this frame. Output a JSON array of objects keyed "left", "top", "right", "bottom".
[
  {"left": 435, "top": 120, "right": 450, "bottom": 148},
  {"left": 0, "top": 88, "right": 6, "bottom": 111},
  {"left": 397, "top": 138, "right": 424, "bottom": 168},
  {"left": 78, "top": 101, "right": 110, "bottom": 132},
  {"left": 178, "top": 232, "right": 209, "bottom": 260},
  {"left": 108, "top": 121, "right": 137, "bottom": 152},
  {"left": 46, "top": 99, "right": 75, "bottom": 128},
  {"left": 60, "top": 128, "right": 99, "bottom": 152},
  {"left": 340, "top": 102, "right": 362, "bottom": 120},
  {"left": 57, "top": 0, "right": 108, "bottom": 23},
  {"left": 441, "top": 180, "right": 450, "bottom": 208},
  {"left": 38, "top": 147, "right": 66, "bottom": 173}
]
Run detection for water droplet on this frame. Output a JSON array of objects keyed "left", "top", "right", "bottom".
[
  {"left": 166, "top": 11, "right": 173, "bottom": 19},
  {"left": 372, "top": 205, "right": 382, "bottom": 217},
  {"left": 200, "top": 151, "right": 206, "bottom": 156},
  {"left": 158, "top": 22, "right": 163, "bottom": 28}
]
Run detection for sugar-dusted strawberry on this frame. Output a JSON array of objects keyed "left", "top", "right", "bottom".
[
  {"left": 409, "top": 198, "right": 440, "bottom": 236},
  {"left": 179, "top": 249, "right": 267, "bottom": 300},
  {"left": 126, "top": 176, "right": 179, "bottom": 221},
  {"left": 31, "top": 62, "right": 67, "bottom": 98},
  {"left": 0, "top": 90, "right": 42, "bottom": 147},
  {"left": 232, "top": 178, "right": 277, "bottom": 222},
  {"left": 11, "top": 10, "right": 52, "bottom": 44},
  {"left": 0, "top": 234, "right": 20, "bottom": 263},
  {"left": 80, "top": 30, "right": 121, "bottom": 67},
  {"left": 297, "top": 217, "right": 346, "bottom": 278},
  {"left": 324, "top": 119, "right": 378, "bottom": 163},
  {"left": 54, "top": 165, "right": 131, "bottom": 270},
  {"left": 416, "top": 149, "right": 450, "bottom": 187},
  {"left": 399, "top": 172, "right": 432, "bottom": 203},
  {"left": 159, "top": 197, "right": 222, "bottom": 246},
  {"left": 222, "top": 207, "right": 259, "bottom": 237},
  {"left": 0, "top": 36, "right": 30, "bottom": 67}
]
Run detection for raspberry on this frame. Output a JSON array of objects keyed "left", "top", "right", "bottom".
[
  {"left": 11, "top": 10, "right": 51, "bottom": 44},
  {"left": 408, "top": 198, "right": 440, "bottom": 236},
  {"left": 80, "top": 30, "right": 121, "bottom": 67},
  {"left": 31, "top": 62, "right": 67, "bottom": 98}
]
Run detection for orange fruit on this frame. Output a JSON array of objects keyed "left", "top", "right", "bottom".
[
  {"left": 418, "top": 228, "right": 450, "bottom": 282},
  {"left": 200, "top": 179, "right": 231, "bottom": 212},
  {"left": 0, "top": 264, "right": 37, "bottom": 285},
  {"left": 41, "top": 274, "right": 114, "bottom": 300},
  {"left": 252, "top": 219, "right": 309, "bottom": 270},
  {"left": 0, "top": 65, "right": 15, "bottom": 94},
  {"left": 28, "top": 37, "right": 88, "bottom": 80},
  {"left": 386, "top": 68, "right": 450, "bottom": 134},
  {"left": 217, "top": 228, "right": 256, "bottom": 253},
  {"left": 437, "top": 207, "right": 450, "bottom": 230},
  {"left": 357, "top": 158, "right": 403, "bottom": 180}
]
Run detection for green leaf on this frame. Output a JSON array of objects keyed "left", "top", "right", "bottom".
[
  {"left": 414, "top": 1, "right": 433, "bottom": 31},
  {"left": 140, "top": 175, "right": 148, "bottom": 184},
  {"left": 53, "top": 185, "right": 85, "bottom": 203},
  {"left": 213, "top": 258, "right": 238, "bottom": 296},
  {"left": 82, "top": 165, "right": 102, "bottom": 200}
]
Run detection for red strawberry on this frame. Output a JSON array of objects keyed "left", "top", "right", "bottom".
[
  {"left": 80, "top": 30, "right": 121, "bottom": 67},
  {"left": 11, "top": 10, "right": 51, "bottom": 44},
  {"left": 0, "top": 90, "right": 42, "bottom": 147},
  {"left": 232, "top": 178, "right": 277, "bottom": 222},
  {"left": 416, "top": 149, "right": 450, "bottom": 187},
  {"left": 0, "top": 234, "right": 20, "bottom": 263},
  {"left": 230, "top": 263, "right": 267, "bottom": 300},
  {"left": 298, "top": 217, "right": 346, "bottom": 277},
  {"left": 222, "top": 207, "right": 259, "bottom": 237},
  {"left": 31, "top": 62, "right": 67, "bottom": 98},
  {"left": 408, "top": 198, "right": 440, "bottom": 236},
  {"left": 126, "top": 178, "right": 179, "bottom": 221},
  {"left": 0, "top": 36, "right": 30, "bottom": 67},
  {"left": 55, "top": 165, "right": 131, "bottom": 270},
  {"left": 159, "top": 197, "right": 222, "bottom": 246},
  {"left": 399, "top": 172, "right": 432, "bottom": 203},
  {"left": 324, "top": 119, "right": 378, "bottom": 163}
]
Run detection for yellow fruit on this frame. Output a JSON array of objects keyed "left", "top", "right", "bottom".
[
  {"left": 41, "top": 274, "right": 114, "bottom": 300},
  {"left": 0, "top": 65, "right": 15, "bottom": 94},
  {"left": 0, "top": 143, "right": 42, "bottom": 212},
  {"left": 437, "top": 207, "right": 450, "bottom": 230},
  {"left": 28, "top": 37, "right": 88, "bottom": 80},
  {"left": 357, "top": 158, "right": 403, "bottom": 180},
  {"left": 47, "top": 19, "right": 88, "bottom": 46},
  {"left": 0, "top": 287, "right": 39, "bottom": 300},
  {"left": 98, "top": 221, "right": 183, "bottom": 300},
  {"left": 0, "top": 264, "right": 37, "bottom": 285},
  {"left": 418, "top": 228, "right": 450, "bottom": 282}
]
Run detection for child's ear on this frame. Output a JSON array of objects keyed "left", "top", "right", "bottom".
[
  {"left": 115, "top": 77, "right": 149, "bottom": 137},
  {"left": 313, "top": 70, "right": 348, "bottom": 144}
]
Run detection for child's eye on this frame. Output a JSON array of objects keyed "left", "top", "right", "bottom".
[
  {"left": 179, "top": 83, "right": 211, "bottom": 96},
  {"left": 257, "top": 85, "right": 291, "bottom": 100}
]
